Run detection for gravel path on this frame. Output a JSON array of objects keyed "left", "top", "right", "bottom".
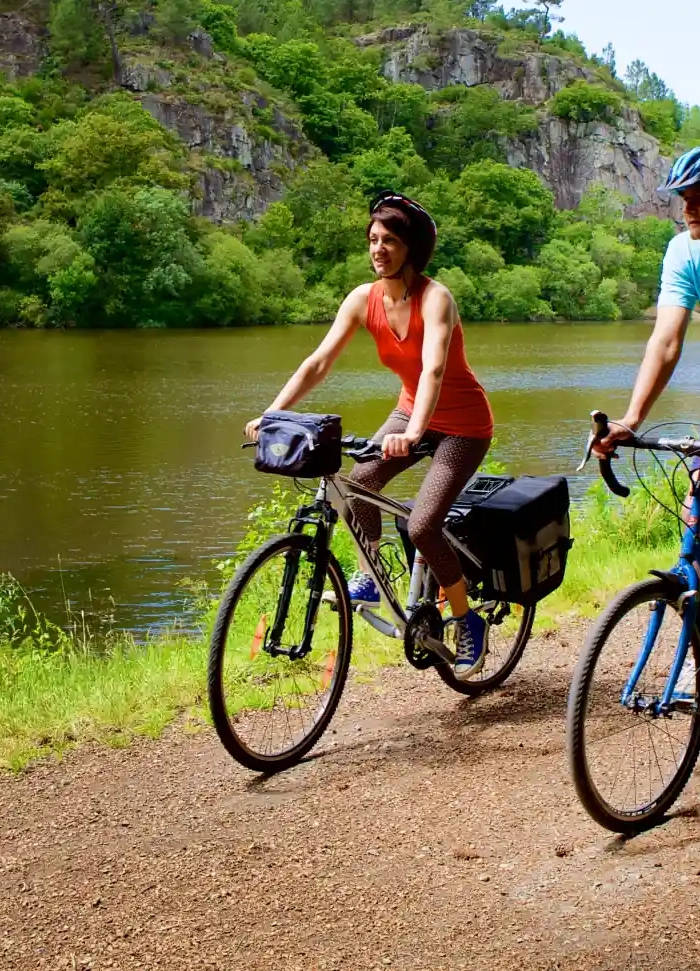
[{"left": 2, "top": 627, "right": 700, "bottom": 971}]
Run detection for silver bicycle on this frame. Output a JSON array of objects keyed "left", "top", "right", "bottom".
[{"left": 208, "top": 434, "right": 535, "bottom": 772}]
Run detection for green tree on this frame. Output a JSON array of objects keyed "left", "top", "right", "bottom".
[
  {"left": 195, "top": 231, "right": 263, "bottom": 325},
  {"left": 78, "top": 187, "right": 200, "bottom": 326},
  {"left": 538, "top": 238, "right": 601, "bottom": 317},
  {"left": 49, "top": 0, "right": 107, "bottom": 70},
  {"left": 39, "top": 110, "right": 186, "bottom": 200},
  {"left": 374, "top": 83, "right": 428, "bottom": 142},
  {"left": 680, "top": 106, "right": 700, "bottom": 150},
  {"left": 153, "top": 0, "right": 200, "bottom": 43},
  {"left": 482, "top": 265, "right": 553, "bottom": 321},
  {"left": 0, "top": 96, "right": 34, "bottom": 134},
  {"left": 461, "top": 239, "right": 505, "bottom": 277},
  {"left": 638, "top": 99, "right": 683, "bottom": 147},
  {"left": 435, "top": 266, "right": 480, "bottom": 319},
  {"left": 457, "top": 160, "right": 556, "bottom": 262},
  {"left": 427, "top": 86, "right": 537, "bottom": 176},
  {"left": 532, "top": 0, "right": 564, "bottom": 39}
]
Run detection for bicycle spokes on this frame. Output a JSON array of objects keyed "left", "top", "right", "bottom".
[
  {"left": 580, "top": 593, "right": 699, "bottom": 820},
  {"left": 217, "top": 541, "right": 346, "bottom": 761}
]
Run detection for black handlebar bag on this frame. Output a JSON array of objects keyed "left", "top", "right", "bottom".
[{"left": 254, "top": 411, "right": 343, "bottom": 478}]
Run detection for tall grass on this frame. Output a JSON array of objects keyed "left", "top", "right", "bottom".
[{"left": 0, "top": 465, "right": 691, "bottom": 771}]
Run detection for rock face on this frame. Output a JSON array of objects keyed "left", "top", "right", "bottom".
[
  {"left": 361, "top": 24, "right": 682, "bottom": 220},
  {"left": 363, "top": 24, "right": 598, "bottom": 104},
  {"left": 136, "top": 86, "right": 314, "bottom": 223},
  {"left": 0, "top": 13, "right": 45, "bottom": 79},
  {"left": 506, "top": 115, "right": 678, "bottom": 218}
]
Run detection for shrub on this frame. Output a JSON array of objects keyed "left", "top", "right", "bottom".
[{"left": 550, "top": 81, "right": 623, "bottom": 125}]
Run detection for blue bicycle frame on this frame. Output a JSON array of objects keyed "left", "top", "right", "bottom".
[{"left": 621, "top": 479, "right": 700, "bottom": 712}]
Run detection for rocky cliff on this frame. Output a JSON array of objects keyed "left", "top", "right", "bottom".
[
  {"left": 119, "top": 46, "right": 315, "bottom": 223},
  {"left": 0, "top": 13, "right": 683, "bottom": 223},
  {"left": 359, "top": 25, "right": 681, "bottom": 220},
  {"left": 0, "top": 12, "right": 315, "bottom": 223},
  {"left": 0, "top": 13, "right": 44, "bottom": 79}
]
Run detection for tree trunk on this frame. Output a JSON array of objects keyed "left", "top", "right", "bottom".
[{"left": 97, "top": 0, "right": 123, "bottom": 81}]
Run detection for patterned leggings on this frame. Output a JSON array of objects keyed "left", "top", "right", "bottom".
[{"left": 349, "top": 410, "right": 491, "bottom": 588}]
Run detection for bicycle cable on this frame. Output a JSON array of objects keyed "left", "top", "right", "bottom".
[{"left": 628, "top": 420, "right": 700, "bottom": 540}]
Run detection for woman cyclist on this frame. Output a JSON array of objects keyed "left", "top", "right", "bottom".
[{"left": 245, "top": 191, "right": 494, "bottom": 681}]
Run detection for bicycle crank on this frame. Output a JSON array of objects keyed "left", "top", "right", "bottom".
[{"left": 404, "top": 602, "right": 454, "bottom": 669}]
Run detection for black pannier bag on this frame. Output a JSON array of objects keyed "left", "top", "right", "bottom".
[
  {"left": 395, "top": 474, "right": 513, "bottom": 576},
  {"left": 447, "top": 474, "right": 572, "bottom": 606},
  {"left": 254, "top": 410, "right": 342, "bottom": 478}
]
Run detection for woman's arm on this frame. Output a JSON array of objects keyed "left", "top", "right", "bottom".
[
  {"left": 245, "top": 285, "right": 368, "bottom": 439},
  {"left": 383, "top": 283, "right": 454, "bottom": 457}
]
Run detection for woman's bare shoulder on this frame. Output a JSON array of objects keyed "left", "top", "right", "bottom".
[
  {"left": 342, "top": 282, "right": 374, "bottom": 320},
  {"left": 422, "top": 278, "right": 457, "bottom": 313}
]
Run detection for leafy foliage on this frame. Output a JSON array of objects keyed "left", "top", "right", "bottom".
[
  {"left": 550, "top": 81, "right": 622, "bottom": 125},
  {"left": 0, "top": 0, "right": 693, "bottom": 326}
]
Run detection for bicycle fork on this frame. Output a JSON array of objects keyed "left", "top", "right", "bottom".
[{"left": 622, "top": 581, "right": 698, "bottom": 714}]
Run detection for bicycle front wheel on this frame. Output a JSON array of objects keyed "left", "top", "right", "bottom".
[
  {"left": 568, "top": 578, "right": 700, "bottom": 834},
  {"left": 208, "top": 533, "right": 353, "bottom": 773}
]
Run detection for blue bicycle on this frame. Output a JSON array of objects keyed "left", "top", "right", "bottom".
[{"left": 567, "top": 411, "right": 700, "bottom": 833}]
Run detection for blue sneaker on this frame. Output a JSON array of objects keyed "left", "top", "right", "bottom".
[
  {"left": 454, "top": 610, "right": 489, "bottom": 681},
  {"left": 346, "top": 571, "right": 381, "bottom": 607},
  {"left": 672, "top": 656, "right": 696, "bottom": 704}
]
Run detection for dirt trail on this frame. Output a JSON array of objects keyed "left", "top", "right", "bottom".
[{"left": 2, "top": 628, "right": 700, "bottom": 971}]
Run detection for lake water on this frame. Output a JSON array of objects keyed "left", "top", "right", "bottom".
[{"left": 2, "top": 322, "right": 700, "bottom": 631}]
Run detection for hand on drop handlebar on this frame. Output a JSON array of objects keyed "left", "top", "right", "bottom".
[{"left": 591, "top": 416, "right": 638, "bottom": 459}]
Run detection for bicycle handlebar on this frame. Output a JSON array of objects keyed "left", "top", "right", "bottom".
[
  {"left": 241, "top": 436, "right": 436, "bottom": 464},
  {"left": 578, "top": 410, "right": 700, "bottom": 498},
  {"left": 341, "top": 435, "right": 436, "bottom": 463}
]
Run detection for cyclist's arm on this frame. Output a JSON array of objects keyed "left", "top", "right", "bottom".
[
  {"left": 265, "top": 286, "right": 369, "bottom": 413},
  {"left": 404, "top": 284, "right": 454, "bottom": 442},
  {"left": 619, "top": 304, "right": 692, "bottom": 431}
]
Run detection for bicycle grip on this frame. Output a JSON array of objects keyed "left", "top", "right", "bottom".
[
  {"left": 599, "top": 457, "right": 630, "bottom": 498},
  {"left": 591, "top": 411, "right": 630, "bottom": 498}
]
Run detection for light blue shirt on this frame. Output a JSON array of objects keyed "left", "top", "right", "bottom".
[{"left": 657, "top": 231, "right": 700, "bottom": 310}]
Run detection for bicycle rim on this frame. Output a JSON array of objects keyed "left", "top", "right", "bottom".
[
  {"left": 208, "top": 533, "right": 352, "bottom": 772},
  {"left": 568, "top": 579, "right": 700, "bottom": 833}
]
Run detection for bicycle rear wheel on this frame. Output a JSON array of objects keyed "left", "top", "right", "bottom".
[
  {"left": 208, "top": 533, "right": 353, "bottom": 773},
  {"left": 424, "top": 574, "right": 534, "bottom": 695},
  {"left": 568, "top": 578, "right": 700, "bottom": 833}
]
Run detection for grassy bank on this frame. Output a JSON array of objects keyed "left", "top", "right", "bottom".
[{"left": 0, "top": 472, "right": 687, "bottom": 772}]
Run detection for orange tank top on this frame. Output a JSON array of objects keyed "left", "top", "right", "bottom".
[{"left": 364, "top": 278, "right": 493, "bottom": 439}]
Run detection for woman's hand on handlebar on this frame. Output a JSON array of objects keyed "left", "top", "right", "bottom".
[
  {"left": 245, "top": 416, "right": 262, "bottom": 441},
  {"left": 381, "top": 431, "right": 421, "bottom": 459}
]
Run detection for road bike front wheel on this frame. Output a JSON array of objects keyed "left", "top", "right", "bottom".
[
  {"left": 208, "top": 533, "right": 353, "bottom": 773},
  {"left": 567, "top": 578, "right": 700, "bottom": 834}
]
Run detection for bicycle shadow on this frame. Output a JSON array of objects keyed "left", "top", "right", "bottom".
[
  {"left": 243, "top": 669, "right": 572, "bottom": 793},
  {"left": 601, "top": 804, "right": 700, "bottom": 852}
]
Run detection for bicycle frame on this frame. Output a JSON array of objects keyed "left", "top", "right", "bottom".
[
  {"left": 621, "top": 477, "right": 700, "bottom": 712},
  {"left": 308, "top": 473, "right": 483, "bottom": 639}
]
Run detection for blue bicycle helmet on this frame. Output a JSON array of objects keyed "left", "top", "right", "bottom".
[{"left": 659, "top": 147, "right": 700, "bottom": 193}]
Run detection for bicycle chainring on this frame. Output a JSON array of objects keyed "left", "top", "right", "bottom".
[{"left": 404, "top": 602, "right": 445, "bottom": 670}]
